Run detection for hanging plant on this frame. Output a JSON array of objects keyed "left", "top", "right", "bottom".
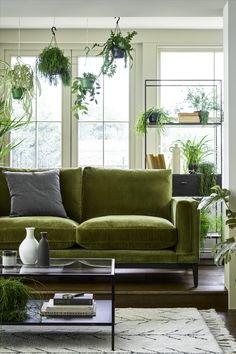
[
  {"left": 71, "top": 72, "right": 100, "bottom": 119},
  {"left": 0, "top": 58, "right": 41, "bottom": 121},
  {"left": 93, "top": 17, "right": 137, "bottom": 77},
  {"left": 37, "top": 27, "right": 71, "bottom": 86}
]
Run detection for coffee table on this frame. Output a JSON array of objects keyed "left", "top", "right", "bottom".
[{"left": 0, "top": 258, "right": 116, "bottom": 350}]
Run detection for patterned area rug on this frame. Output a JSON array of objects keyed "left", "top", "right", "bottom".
[{"left": 0, "top": 308, "right": 236, "bottom": 354}]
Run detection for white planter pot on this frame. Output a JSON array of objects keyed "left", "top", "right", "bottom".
[{"left": 19, "top": 227, "right": 39, "bottom": 265}]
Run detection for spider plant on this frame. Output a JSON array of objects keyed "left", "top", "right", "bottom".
[
  {"left": 0, "top": 58, "right": 40, "bottom": 121},
  {"left": 136, "top": 107, "right": 173, "bottom": 134},
  {"left": 198, "top": 185, "right": 236, "bottom": 266},
  {"left": 177, "top": 136, "right": 212, "bottom": 173}
]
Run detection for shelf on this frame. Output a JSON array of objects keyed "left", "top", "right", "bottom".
[
  {"left": 3, "top": 300, "right": 113, "bottom": 325},
  {"left": 147, "top": 122, "right": 222, "bottom": 127}
]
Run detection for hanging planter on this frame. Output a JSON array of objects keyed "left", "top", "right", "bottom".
[
  {"left": 72, "top": 72, "right": 100, "bottom": 119},
  {"left": 93, "top": 17, "right": 137, "bottom": 77},
  {"left": 37, "top": 27, "right": 71, "bottom": 86},
  {"left": 0, "top": 58, "right": 41, "bottom": 121},
  {"left": 11, "top": 87, "right": 25, "bottom": 100}
]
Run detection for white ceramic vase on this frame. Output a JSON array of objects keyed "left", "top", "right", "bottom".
[{"left": 19, "top": 227, "right": 39, "bottom": 265}]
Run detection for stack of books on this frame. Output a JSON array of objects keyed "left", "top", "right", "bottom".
[
  {"left": 178, "top": 112, "right": 200, "bottom": 123},
  {"left": 40, "top": 292, "right": 96, "bottom": 317},
  {"left": 146, "top": 154, "right": 166, "bottom": 169}
]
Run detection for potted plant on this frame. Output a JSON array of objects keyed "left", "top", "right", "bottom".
[
  {"left": 0, "top": 277, "right": 31, "bottom": 322},
  {"left": 136, "top": 107, "right": 173, "bottom": 134},
  {"left": 185, "top": 88, "right": 220, "bottom": 124},
  {"left": 198, "top": 161, "right": 217, "bottom": 196},
  {"left": 71, "top": 72, "right": 101, "bottom": 119},
  {"left": 0, "top": 58, "right": 40, "bottom": 120},
  {"left": 198, "top": 185, "right": 236, "bottom": 266},
  {"left": 177, "top": 136, "right": 212, "bottom": 173},
  {"left": 93, "top": 18, "right": 137, "bottom": 77},
  {"left": 0, "top": 100, "right": 27, "bottom": 161},
  {"left": 37, "top": 27, "right": 71, "bottom": 86}
]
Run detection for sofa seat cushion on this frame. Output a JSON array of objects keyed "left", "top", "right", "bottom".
[
  {"left": 0, "top": 216, "right": 78, "bottom": 250},
  {"left": 77, "top": 215, "right": 177, "bottom": 250}
]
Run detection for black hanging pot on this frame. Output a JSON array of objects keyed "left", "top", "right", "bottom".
[
  {"left": 112, "top": 45, "right": 125, "bottom": 59},
  {"left": 12, "top": 87, "right": 24, "bottom": 100}
]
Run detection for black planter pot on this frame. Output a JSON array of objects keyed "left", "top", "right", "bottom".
[
  {"left": 112, "top": 46, "right": 125, "bottom": 59},
  {"left": 188, "top": 163, "right": 198, "bottom": 174},
  {"left": 11, "top": 87, "right": 24, "bottom": 100},
  {"left": 148, "top": 112, "right": 161, "bottom": 124}
]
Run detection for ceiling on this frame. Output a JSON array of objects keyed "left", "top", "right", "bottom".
[{"left": 0, "top": 0, "right": 227, "bottom": 29}]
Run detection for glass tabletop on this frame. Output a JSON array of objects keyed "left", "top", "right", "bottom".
[{"left": 0, "top": 258, "right": 115, "bottom": 276}]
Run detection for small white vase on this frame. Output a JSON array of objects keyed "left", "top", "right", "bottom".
[{"left": 19, "top": 227, "right": 39, "bottom": 265}]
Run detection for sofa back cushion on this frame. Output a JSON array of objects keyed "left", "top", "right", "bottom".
[
  {"left": 82, "top": 167, "right": 172, "bottom": 221},
  {"left": 0, "top": 167, "right": 82, "bottom": 223}
]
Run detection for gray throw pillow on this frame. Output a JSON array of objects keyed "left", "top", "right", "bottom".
[{"left": 3, "top": 169, "right": 67, "bottom": 218}]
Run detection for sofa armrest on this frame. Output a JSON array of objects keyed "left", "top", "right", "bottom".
[{"left": 171, "top": 197, "right": 200, "bottom": 256}]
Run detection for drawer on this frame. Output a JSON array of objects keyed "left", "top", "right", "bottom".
[
  {"left": 172, "top": 174, "right": 222, "bottom": 197},
  {"left": 172, "top": 174, "right": 201, "bottom": 197}
]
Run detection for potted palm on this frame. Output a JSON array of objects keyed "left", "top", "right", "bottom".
[
  {"left": 93, "top": 18, "right": 137, "bottom": 77},
  {"left": 177, "top": 136, "right": 212, "bottom": 173},
  {"left": 198, "top": 185, "right": 236, "bottom": 265},
  {"left": 136, "top": 107, "right": 173, "bottom": 134},
  {"left": 71, "top": 72, "right": 100, "bottom": 119},
  {"left": 37, "top": 27, "right": 71, "bottom": 86},
  {"left": 185, "top": 88, "right": 220, "bottom": 124},
  {"left": 0, "top": 58, "right": 40, "bottom": 120}
]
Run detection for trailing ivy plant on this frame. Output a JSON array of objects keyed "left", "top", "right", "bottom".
[
  {"left": 198, "top": 161, "right": 217, "bottom": 196},
  {"left": 71, "top": 72, "right": 100, "bottom": 119},
  {"left": 93, "top": 18, "right": 137, "bottom": 77},
  {"left": 0, "top": 58, "right": 40, "bottom": 121},
  {"left": 198, "top": 185, "right": 236, "bottom": 265},
  {"left": 37, "top": 27, "right": 71, "bottom": 86},
  {"left": 0, "top": 277, "right": 31, "bottom": 322}
]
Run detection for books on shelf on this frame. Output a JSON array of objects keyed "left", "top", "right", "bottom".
[
  {"left": 178, "top": 112, "right": 200, "bottom": 123},
  {"left": 146, "top": 154, "right": 166, "bottom": 169},
  {"left": 53, "top": 292, "right": 93, "bottom": 305},
  {"left": 40, "top": 299, "right": 96, "bottom": 317}
]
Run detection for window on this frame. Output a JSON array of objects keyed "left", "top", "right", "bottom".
[
  {"left": 10, "top": 56, "right": 62, "bottom": 168},
  {"left": 77, "top": 57, "right": 129, "bottom": 168},
  {"left": 159, "top": 51, "right": 223, "bottom": 173}
]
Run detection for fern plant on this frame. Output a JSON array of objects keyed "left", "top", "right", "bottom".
[
  {"left": 37, "top": 27, "right": 71, "bottom": 86},
  {"left": 0, "top": 278, "right": 31, "bottom": 322}
]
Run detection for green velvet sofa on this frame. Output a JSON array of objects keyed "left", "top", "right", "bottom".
[{"left": 0, "top": 166, "right": 200, "bottom": 286}]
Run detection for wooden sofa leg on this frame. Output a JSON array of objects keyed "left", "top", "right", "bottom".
[{"left": 192, "top": 263, "right": 198, "bottom": 287}]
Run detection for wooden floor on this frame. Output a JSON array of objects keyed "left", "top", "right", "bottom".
[{"left": 28, "top": 263, "right": 236, "bottom": 338}]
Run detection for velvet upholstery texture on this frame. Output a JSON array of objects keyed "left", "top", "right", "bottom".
[
  {"left": 77, "top": 215, "right": 177, "bottom": 250},
  {"left": 3, "top": 170, "right": 67, "bottom": 217},
  {"left": 82, "top": 167, "right": 172, "bottom": 221},
  {"left": 0, "top": 167, "right": 82, "bottom": 222},
  {"left": 0, "top": 216, "right": 78, "bottom": 249}
]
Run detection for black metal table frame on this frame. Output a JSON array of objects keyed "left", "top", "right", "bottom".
[{"left": 0, "top": 258, "right": 116, "bottom": 351}]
